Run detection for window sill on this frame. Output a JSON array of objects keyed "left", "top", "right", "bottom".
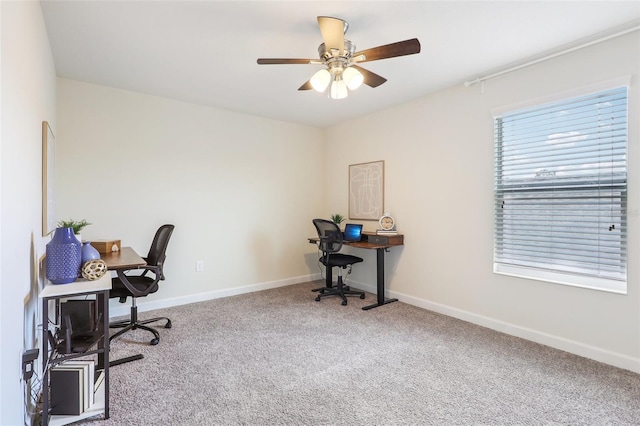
[{"left": 493, "top": 263, "right": 627, "bottom": 295}]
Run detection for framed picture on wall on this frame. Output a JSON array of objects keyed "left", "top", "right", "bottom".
[
  {"left": 349, "top": 160, "right": 384, "bottom": 220},
  {"left": 42, "top": 121, "right": 56, "bottom": 236}
]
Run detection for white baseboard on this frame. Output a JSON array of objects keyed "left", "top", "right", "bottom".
[
  {"left": 110, "top": 274, "right": 639, "bottom": 373},
  {"left": 383, "top": 285, "right": 640, "bottom": 374},
  {"left": 109, "top": 273, "right": 321, "bottom": 318}
]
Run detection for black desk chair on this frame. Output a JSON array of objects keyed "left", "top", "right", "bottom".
[
  {"left": 109, "top": 224, "right": 174, "bottom": 346},
  {"left": 312, "top": 219, "right": 365, "bottom": 306}
]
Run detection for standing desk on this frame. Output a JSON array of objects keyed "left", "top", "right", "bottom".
[{"left": 308, "top": 232, "right": 404, "bottom": 310}]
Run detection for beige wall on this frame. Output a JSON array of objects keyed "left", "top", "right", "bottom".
[
  {"left": 56, "top": 79, "right": 326, "bottom": 311},
  {"left": 326, "top": 32, "right": 640, "bottom": 371},
  {"left": 1, "top": 1, "right": 58, "bottom": 424}
]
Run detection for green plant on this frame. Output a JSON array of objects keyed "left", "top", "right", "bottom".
[
  {"left": 57, "top": 219, "right": 91, "bottom": 234},
  {"left": 330, "top": 214, "right": 345, "bottom": 225}
]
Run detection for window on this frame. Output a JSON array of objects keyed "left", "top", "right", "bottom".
[{"left": 494, "top": 86, "right": 628, "bottom": 293}]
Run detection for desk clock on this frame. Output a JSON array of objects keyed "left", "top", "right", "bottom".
[{"left": 379, "top": 213, "right": 395, "bottom": 231}]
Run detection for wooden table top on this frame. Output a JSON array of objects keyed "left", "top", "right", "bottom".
[
  {"left": 307, "top": 237, "right": 403, "bottom": 250},
  {"left": 101, "top": 246, "right": 146, "bottom": 270}
]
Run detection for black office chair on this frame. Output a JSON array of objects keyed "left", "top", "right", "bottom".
[
  {"left": 109, "top": 224, "right": 174, "bottom": 346},
  {"left": 312, "top": 219, "right": 365, "bottom": 306}
]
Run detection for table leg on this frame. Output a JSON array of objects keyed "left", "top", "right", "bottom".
[
  {"left": 362, "top": 248, "right": 398, "bottom": 310},
  {"left": 42, "top": 299, "right": 50, "bottom": 426},
  {"left": 101, "top": 291, "right": 110, "bottom": 419}
]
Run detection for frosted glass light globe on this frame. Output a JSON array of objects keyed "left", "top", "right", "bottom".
[
  {"left": 343, "top": 67, "right": 364, "bottom": 90},
  {"left": 330, "top": 79, "right": 348, "bottom": 99},
  {"left": 310, "top": 69, "right": 331, "bottom": 92}
]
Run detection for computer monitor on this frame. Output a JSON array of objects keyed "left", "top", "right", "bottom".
[{"left": 343, "top": 223, "right": 363, "bottom": 242}]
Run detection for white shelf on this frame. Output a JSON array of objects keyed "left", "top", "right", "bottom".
[
  {"left": 48, "top": 378, "right": 105, "bottom": 426},
  {"left": 40, "top": 274, "right": 111, "bottom": 299}
]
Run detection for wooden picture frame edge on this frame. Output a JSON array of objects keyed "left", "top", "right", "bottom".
[{"left": 42, "top": 121, "right": 55, "bottom": 236}]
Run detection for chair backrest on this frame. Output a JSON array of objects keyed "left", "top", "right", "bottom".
[
  {"left": 312, "top": 219, "right": 343, "bottom": 254},
  {"left": 145, "top": 224, "right": 174, "bottom": 280}
]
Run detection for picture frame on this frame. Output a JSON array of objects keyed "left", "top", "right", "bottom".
[
  {"left": 42, "top": 121, "right": 56, "bottom": 236},
  {"left": 349, "top": 160, "right": 384, "bottom": 220}
]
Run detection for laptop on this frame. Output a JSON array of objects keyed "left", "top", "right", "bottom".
[{"left": 343, "top": 223, "right": 363, "bottom": 242}]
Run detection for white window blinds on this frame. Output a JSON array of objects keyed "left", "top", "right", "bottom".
[{"left": 494, "top": 86, "right": 628, "bottom": 293}]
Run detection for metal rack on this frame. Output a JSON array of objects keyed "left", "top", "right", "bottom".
[{"left": 39, "top": 275, "right": 110, "bottom": 426}]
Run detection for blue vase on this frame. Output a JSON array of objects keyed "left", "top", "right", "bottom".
[
  {"left": 81, "top": 242, "right": 101, "bottom": 263},
  {"left": 46, "top": 227, "right": 82, "bottom": 284}
]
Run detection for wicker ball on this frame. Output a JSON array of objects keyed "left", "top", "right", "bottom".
[{"left": 81, "top": 259, "right": 108, "bottom": 280}]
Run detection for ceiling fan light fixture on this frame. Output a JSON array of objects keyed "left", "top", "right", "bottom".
[
  {"left": 257, "top": 16, "right": 421, "bottom": 99},
  {"left": 343, "top": 66, "right": 364, "bottom": 90},
  {"left": 330, "top": 76, "right": 348, "bottom": 99},
  {"left": 310, "top": 69, "right": 331, "bottom": 92}
]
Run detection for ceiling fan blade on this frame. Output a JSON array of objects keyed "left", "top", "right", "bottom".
[
  {"left": 354, "top": 38, "right": 421, "bottom": 63},
  {"left": 257, "top": 58, "right": 315, "bottom": 65},
  {"left": 317, "top": 16, "right": 345, "bottom": 54},
  {"left": 351, "top": 65, "right": 387, "bottom": 88},
  {"left": 298, "top": 81, "right": 313, "bottom": 91}
]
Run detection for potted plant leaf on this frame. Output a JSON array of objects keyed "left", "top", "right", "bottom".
[
  {"left": 57, "top": 219, "right": 91, "bottom": 242},
  {"left": 330, "top": 214, "right": 345, "bottom": 227}
]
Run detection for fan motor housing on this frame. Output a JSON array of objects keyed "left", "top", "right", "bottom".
[{"left": 318, "top": 40, "right": 356, "bottom": 62}]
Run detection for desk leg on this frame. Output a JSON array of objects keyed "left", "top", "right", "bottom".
[
  {"left": 362, "top": 248, "right": 398, "bottom": 310},
  {"left": 100, "top": 291, "right": 110, "bottom": 419},
  {"left": 42, "top": 299, "right": 50, "bottom": 426}
]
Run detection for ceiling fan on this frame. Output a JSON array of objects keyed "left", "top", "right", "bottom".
[{"left": 257, "top": 16, "right": 421, "bottom": 99}]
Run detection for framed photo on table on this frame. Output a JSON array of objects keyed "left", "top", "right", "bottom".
[
  {"left": 42, "top": 121, "right": 56, "bottom": 236},
  {"left": 349, "top": 160, "right": 384, "bottom": 220}
]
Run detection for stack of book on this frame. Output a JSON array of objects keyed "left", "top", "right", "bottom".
[
  {"left": 50, "top": 359, "right": 98, "bottom": 415},
  {"left": 376, "top": 229, "right": 398, "bottom": 235}
]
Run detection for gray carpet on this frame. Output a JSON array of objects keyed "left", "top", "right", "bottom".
[{"left": 80, "top": 281, "right": 640, "bottom": 425}]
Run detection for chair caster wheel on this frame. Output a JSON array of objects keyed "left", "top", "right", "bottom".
[
  {"left": 165, "top": 320, "right": 172, "bottom": 329},
  {"left": 150, "top": 338, "right": 159, "bottom": 345},
  {"left": 315, "top": 296, "right": 321, "bottom": 302},
  {"left": 341, "top": 300, "right": 347, "bottom": 306},
  {"left": 360, "top": 294, "right": 365, "bottom": 299}
]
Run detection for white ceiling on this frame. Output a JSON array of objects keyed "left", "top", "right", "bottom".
[{"left": 41, "top": 1, "right": 640, "bottom": 128}]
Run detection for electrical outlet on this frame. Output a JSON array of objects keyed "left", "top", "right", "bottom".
[{"left": 195, "top": 260, "right": 204, "bottom": 272}]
